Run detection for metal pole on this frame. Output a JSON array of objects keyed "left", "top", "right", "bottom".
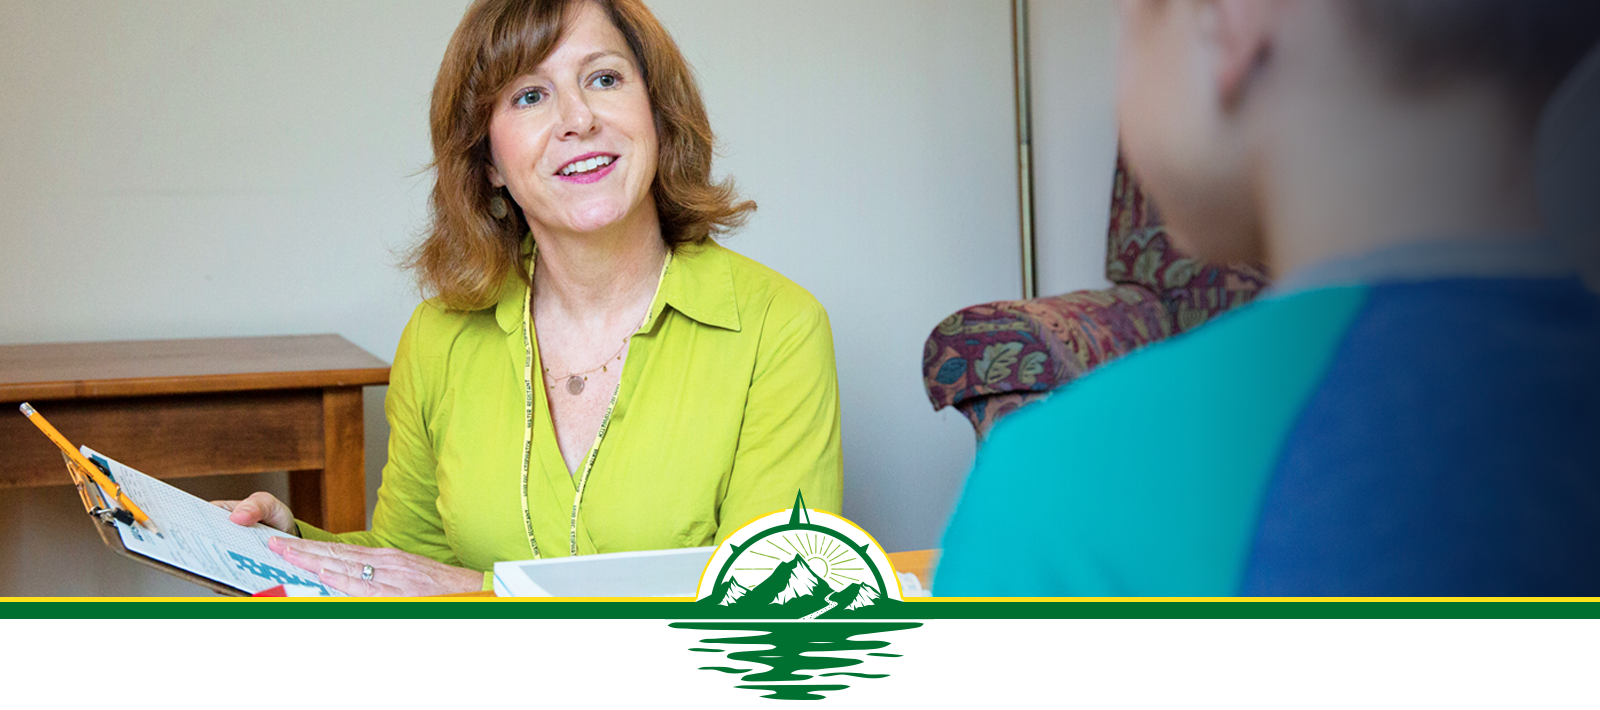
[{"left": 1012, "top": 0, "right": 1039, "bottom": 300}]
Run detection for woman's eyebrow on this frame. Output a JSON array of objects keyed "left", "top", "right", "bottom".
[{"left": 580, "top": 50, "right": 628, "bottom": 67}]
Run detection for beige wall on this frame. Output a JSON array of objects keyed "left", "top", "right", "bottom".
[
  {"left": 1029, "top": 0, "right": 1121, "bottom": 297},
  {"left": 0, "top": 0, "right": 1119, "bottom": 595},
  {"left": 1, "top": 1, "right": 460, "bottom": 595}
]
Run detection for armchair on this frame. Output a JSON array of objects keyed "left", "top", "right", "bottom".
[{"left": 922, "top": 157, "right": 1270, "bottom": 438}]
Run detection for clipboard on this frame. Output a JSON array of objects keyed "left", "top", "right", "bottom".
[
  {"left": 21, "top": 403, "right": 338, "bottom": 597},
  {"left": 62, "top": 452, "right": 249, "bottom": 597}
]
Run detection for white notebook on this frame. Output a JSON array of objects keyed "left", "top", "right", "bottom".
[{"left": 493, "top": 546, "right": 715, "bottom": 597}]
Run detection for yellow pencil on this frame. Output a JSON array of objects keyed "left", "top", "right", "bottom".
[{"left": 19, "top": 403, "right": 162, "bottom": 536}]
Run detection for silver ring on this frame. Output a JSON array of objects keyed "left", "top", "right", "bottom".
[{"left": 360, "top": 564, "right": 375, "bottom": 582}]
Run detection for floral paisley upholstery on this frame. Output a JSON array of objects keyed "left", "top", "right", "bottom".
[
  {"left": 923, "top": 154, "right": 1270, "bottom": 439},
  {"left": 922, "top": 284, "right": 1171, "bottom": 424},
  {"left": 1103, "top": 163, "right": 1270, "bottom": 334}
]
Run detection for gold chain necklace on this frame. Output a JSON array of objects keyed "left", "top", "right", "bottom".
[
  {"left": 537, "top": 260, "right": 662, "bottom": 396},
  {"left": 541, "top": 330, "right": 634, "bottom": 396}
]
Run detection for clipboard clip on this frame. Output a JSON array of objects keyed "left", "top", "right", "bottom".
[
  {"left": 90, "top": 506, "right": 138, "bottom": 527},
  {"left": 62, "top": 452, "right": 135, "bottom": 528}
]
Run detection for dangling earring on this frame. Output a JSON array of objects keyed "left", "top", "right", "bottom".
[{"left": 489, "top": 193, "right": 510, "bottom": 220}]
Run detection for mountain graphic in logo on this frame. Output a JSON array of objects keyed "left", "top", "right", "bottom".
[
  {"left": 705, "top": 551, "right": 901, "bottom": 619},
  {"left": 674, "top": 492, "right": 921, "bottom": 700},
  {"left": 693, "top": 491, "right": 904, "bottom": 619},
  {"left": 712, "top": 579, "right": 750, "bottom": 606}
]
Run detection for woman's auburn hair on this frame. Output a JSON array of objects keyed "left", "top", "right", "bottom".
[{"left": 409, "top": 0, "right": 755, "bottom": 311}]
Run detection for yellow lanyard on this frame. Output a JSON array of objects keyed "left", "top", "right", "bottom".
[
  {"left": 518, "top": 285, "right": 541, "bottom": 559},
  {"left": 518, "top": 251, "right": 672, "bottom": 559}
]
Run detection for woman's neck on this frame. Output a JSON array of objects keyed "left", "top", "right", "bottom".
[{"left": 530, "top": 204, "right": 668, "bottom": 326}]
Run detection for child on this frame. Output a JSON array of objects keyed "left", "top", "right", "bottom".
[{"left": 937, "top": 0, "right": 1600, "bottom": 596}]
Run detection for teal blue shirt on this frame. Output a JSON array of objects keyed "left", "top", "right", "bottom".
[{"left": 937, "top": 254, "right": 1600, "bottom": 596}]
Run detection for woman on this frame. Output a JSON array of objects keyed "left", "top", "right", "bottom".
[{"left": 218, "top": 0, "right": 842, "bottom": 596}]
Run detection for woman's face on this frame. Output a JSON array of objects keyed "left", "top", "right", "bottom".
[{"left": 486, "top": 1, "right": 658, "bottom": 237}]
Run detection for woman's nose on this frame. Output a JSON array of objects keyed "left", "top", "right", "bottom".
[{"left": 557, "top": 92, "right": 599, "bottom": 139}]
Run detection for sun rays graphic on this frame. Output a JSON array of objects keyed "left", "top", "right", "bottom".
[{"left": 730, "top": 530, "right": 868, "bottom": 589}]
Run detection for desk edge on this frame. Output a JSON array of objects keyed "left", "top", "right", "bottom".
[{"left": 0, "top": 367, "right": 392, "bottom": 401}]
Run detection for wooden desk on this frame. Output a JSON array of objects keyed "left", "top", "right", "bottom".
[
  {"left": 0, "top": 335, "right": 389, "bottom": 532},
  {"left": 887, "top": 549, "right": 939, "bottom": 590}
]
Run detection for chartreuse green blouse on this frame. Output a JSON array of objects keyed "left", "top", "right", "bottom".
[{"left": 296, "top": 240, "right": 843, "bottom": 588}]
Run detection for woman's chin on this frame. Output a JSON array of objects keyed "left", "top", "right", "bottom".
[{"left": 556, "top": 206, "right": 634, "bottom": 236}]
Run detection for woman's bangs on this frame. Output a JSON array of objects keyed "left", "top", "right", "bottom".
[{"left": 475, "top": 0, "right": 573, "bottom": 109}]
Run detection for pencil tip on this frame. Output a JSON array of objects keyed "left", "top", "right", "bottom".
[{"left": 19, "top": 403, "right": 34, "bottom": 417}]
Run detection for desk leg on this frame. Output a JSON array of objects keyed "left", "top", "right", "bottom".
[{"left": 289, "top": 387, "right": 368, "bottom": 534}]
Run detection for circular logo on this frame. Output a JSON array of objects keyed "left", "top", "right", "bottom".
[{"left": 695, "top": 492, "right": 902, "bottom": 619}]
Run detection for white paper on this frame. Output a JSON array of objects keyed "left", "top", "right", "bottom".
[
  {"left": 494, "top": 546, "right": 715, "bottom": 597},
  {"left": 897, "top": 571, "right": 929, "bottom": 597},
  {"left": 82, "top": 447, "right": 345, "bottom": 597}
]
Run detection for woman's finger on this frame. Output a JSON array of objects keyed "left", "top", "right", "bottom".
[
  {"left": 271, "top": 538, "right": 385, "bottom": 580},
  {"left": 211, "top": 500, "right": 240, "bottom": 512},
  {"left": 282, "top": 542, "right": 404, "bottom": 596},
  {"left": 227, "top": 492, "right": 296, "bottom": 533},
  {"left": 313, "top": 552, "right": 365, "bottom": 582},
  {"left": 314, "top": 560, "right": 399, "bottom": 597},
  {"left": 270, "top": 538, "right": 346, "bottom": 576},
  {"left": 270, "top": 537, "right": 382, "bottom": 561},
  {"left": 272, "top": 543, "right": 327, "bottom": 575},
  {"left": 266, "top": 538, "right": 478, "bottom": 596}
]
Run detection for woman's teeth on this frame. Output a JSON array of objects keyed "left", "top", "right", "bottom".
[{"left": 560, "top": 156, "right": 615, "bottom": 176}]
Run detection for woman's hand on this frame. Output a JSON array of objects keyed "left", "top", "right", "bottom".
[
  {"left": 213, "top": 492, "right": 297, "bottom": 535},
  {"left": 268, "top": 537, "right": 484, "bottom": 597}
]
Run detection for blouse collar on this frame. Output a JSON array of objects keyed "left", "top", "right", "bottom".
[{"left": 494, "top": 236, "right": 741, "bottom": 334}]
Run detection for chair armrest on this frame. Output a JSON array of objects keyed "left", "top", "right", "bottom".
[
  {"left": 953, "top": 391, "right": 1051, "bottom": 442},
  {"left": 922, "top": 284, "right": 1174, "bottom": 419}
]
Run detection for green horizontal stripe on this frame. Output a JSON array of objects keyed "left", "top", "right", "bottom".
[{"left": 0, "top": 599, "right": 1595, "bottom": 620}]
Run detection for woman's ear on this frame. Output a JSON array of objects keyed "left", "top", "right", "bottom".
[
  {"left": 487, "top": 162, "right": 506, "bottom": 188},
  {"left": 1206, "top": 0, "right": 1284, "bottom": 109}
]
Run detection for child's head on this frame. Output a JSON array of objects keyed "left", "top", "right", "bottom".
[{"left": 1115, "top": 0, "right": 1600, "bottom": 273}]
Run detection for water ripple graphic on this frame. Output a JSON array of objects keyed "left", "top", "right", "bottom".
[{"left": 670, "top": 621, "right": 922, "bottom": 701}]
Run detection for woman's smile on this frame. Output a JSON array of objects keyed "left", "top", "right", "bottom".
[
  {"left": 483, "top": 0, "right": 659, "bottom": 238},
  {"left": 556, "top": 152, "right": 620, "bottom": 184}
]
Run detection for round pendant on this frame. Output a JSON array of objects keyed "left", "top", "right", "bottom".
[{"left": 566, "top": 376, "right": 585, "bottom": 396}]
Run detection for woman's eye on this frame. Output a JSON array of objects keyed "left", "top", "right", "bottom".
[
  {"left": 590, "top": 72, "right": 620, "bottom": 89},
  {"left": 513, "top": 89, "right": 545, "bottom": 106}
]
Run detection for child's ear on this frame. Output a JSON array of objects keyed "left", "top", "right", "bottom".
[{"left": 1206, "top": 0, "right": 1284, "bottom": 109}]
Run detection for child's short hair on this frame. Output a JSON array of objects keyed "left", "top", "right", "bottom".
[{"left": 1345, "top": 0, "right": 1600, "bottom": 111}]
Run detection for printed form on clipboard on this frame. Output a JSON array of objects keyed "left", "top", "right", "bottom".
[{"left": 80, "top": 447, "right": 347, "bottom": 597}]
